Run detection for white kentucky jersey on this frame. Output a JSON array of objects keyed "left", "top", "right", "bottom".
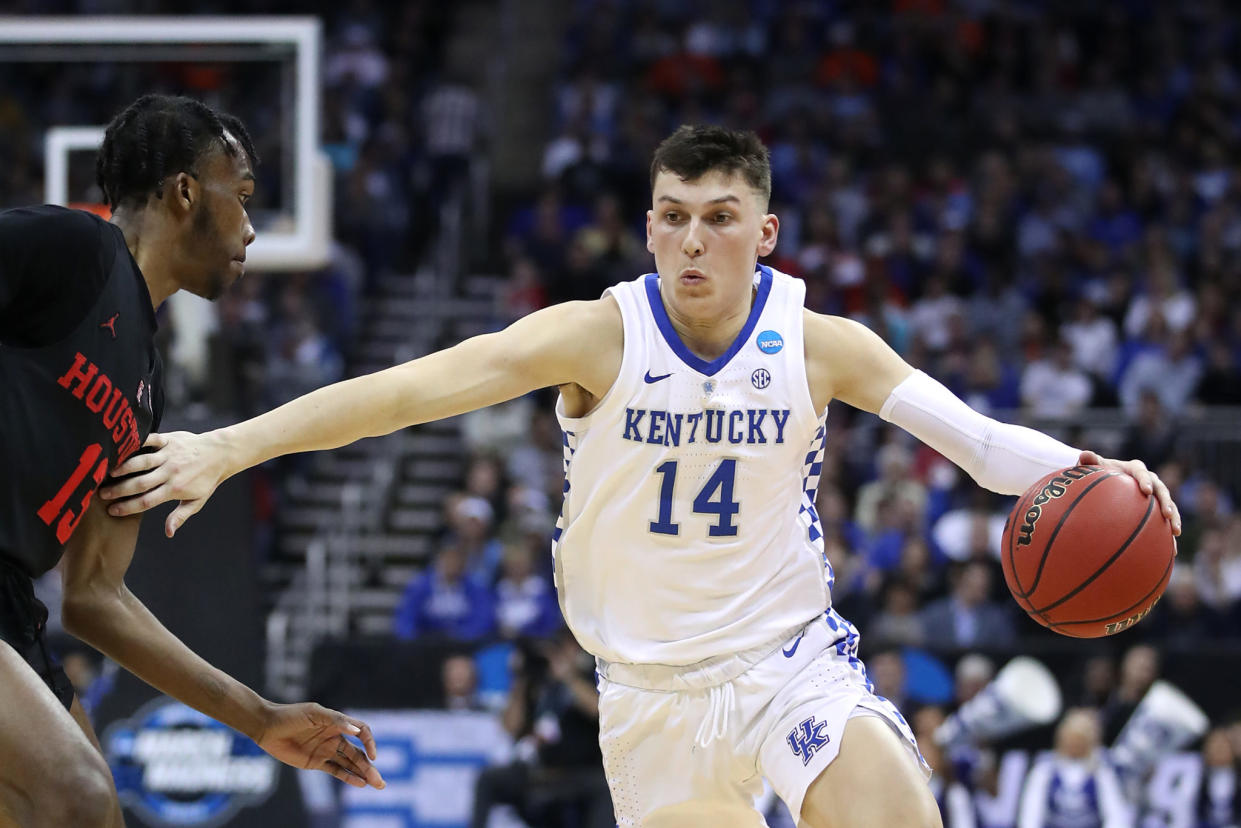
[{"left": 553, "top": 265, "right": 835, "bottom": 666}]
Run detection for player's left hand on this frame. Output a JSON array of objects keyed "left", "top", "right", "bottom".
[
  {"left": 1079, "top": 450, "right": 1182, "bottom": 536},
  {"left": 256, "top": 702, "right": 385, "bottom": 790}
]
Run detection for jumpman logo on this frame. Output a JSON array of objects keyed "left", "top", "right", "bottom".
[
  {"left": 101, "top": 312, "right": 119, "bottom": 339},
  {"left": 787, "top": 716, "right": 830, "bottom": 766}
]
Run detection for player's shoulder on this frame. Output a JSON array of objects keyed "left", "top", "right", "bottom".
[
  {"left": 0, "top": 204, "right": 107, "bottom": 238},
  {"left": 802, "top": 308, "right": 873, "bottom": 349},
  {"left": 0, "top": 205, "right": 113, "bottom": 262},
  {"left": 530, "top": 293, "right": 623, "bottom": 342}
]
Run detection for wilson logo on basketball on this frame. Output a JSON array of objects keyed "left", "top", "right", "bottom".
[
  {"left": 1104, "top": 599, "right": 1159, "bottom": 636},
  {"left": 1016, "top": 465, "right": 1102, "bottom": 547}
]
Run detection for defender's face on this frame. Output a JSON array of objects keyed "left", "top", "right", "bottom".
[
  {"left": 185, "top": 131, "right": 256, "bottom": 300},
  {"left": 646, "top": 169, "right": 778, "bottom": 320}
]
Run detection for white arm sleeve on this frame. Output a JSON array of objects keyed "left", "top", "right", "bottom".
[{"left": 879, "top": 370, "right": 1081, "bottom": 497}]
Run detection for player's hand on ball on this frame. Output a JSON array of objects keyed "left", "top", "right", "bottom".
[
  {"left": 1078, "top": 450, "right": 1182, "bottom": 536},
  {"left": 257, "top": 702, "right": 385, "bottom": 790},
  {"left": 100, "top": 430, "right": 228, "bottom": 537}
]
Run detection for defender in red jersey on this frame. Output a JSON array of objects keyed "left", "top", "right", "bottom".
[{"left": 0, "top": 95, "right": 382, "bottom": 828}]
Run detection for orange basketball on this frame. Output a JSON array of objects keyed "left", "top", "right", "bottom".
[{"left": 1001, "top": 465, "right": 1176, "bottom": 638}]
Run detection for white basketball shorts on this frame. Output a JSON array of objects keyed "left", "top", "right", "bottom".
[{"left": 595, "top": 611, "right": 930, "bottom": 826}]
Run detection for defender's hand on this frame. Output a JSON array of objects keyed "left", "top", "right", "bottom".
[
  {"left": 256, "top": 702, "right": 384, "bottom": 790},
  {"left": 99, "top": 430, "right": 228, "bottom": 537},
  {"left": 1078, "top": 450, "right": 1182, "bottom": 536}
]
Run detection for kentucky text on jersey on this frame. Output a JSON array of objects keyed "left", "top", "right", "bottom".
[
  {"left": 57, "top": 351, "right": 143, "bottom": 464},
  {"left": 621, "top": 407, "right": 792, "bottom": 446}
]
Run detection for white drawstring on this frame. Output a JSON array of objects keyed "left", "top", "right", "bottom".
[{"left": 694, "top": 680, "right": 736, "bottom": 749}]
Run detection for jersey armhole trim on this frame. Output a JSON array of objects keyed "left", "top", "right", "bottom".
[{"left": 787, "top": 281, "right": 821, "bottom": 425}]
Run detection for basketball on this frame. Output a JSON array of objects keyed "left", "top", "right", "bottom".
[{"left": 1001, "top": 465, "right": 1176, "bottom": 639}]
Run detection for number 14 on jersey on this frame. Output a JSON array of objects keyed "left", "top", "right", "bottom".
[{"left": 649, "top": 459, "right": 740, "bottom": 537}]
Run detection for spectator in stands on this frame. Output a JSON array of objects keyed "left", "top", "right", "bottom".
[
  {"left": 1018, "top": 709, "right": 1132, "bottom": 828},
  {"left": 575, "top": 192, "right": 649, "bottom": 283},
  {"left": 919, "top": 561, "right": 1016, "bottom": 652},
  {"left": 854, "top": 442, "right": 927, "bottom": 534},
  {"left": 953, "top": 655, "right": 995, "bottom": 708},
  {"left": 870, "top": 577, "right": 925, "bottom": 648},
  {"left": 908, "top": 275, "right": 965, "bottom": 356},
  {"left": 1118, "top": 391, "right": 1179, "bottom": 472},
  {"left": 448, "top": 494, "right": 505, "bottom": 582},
  {"left": 921, "top": 733, "right": 977, "bottom": 828},
  {"left": 463, "top": 455, "right": 507, "bottom": 518},
  {"left": 1124, "top": 257, "right": 1196, "bottom": 340},
  {"left": 932, "top": 490, "right": 1007, "bottom": 564},
  {"left": 866, "top": 648, "right": 909, "bottom": 713},
  {"left": 1062, "top": 295, "right": 1119, "bottom": 389},
  {"left": 265, "top": 298, "right": 345, "bottom": 410},
  {"left": 394, "top": 536, "right": 495, "bottom": 641},
  {"left": 1119, "top": 328, "right": 1203, "bottom": 416},
  {"left": 495, "top": 541, "right": 561, "bottom": 639},
  {"left": 1102, "top": 644, "right": 1160, "bottom": 742},
  {"left": 421, "top": 67, "right": 484, "bottom": 202},
  {"left": 863, "top": 493, "right": 922, "bottom": 573},
  {"left": 1199, "top": 727, "right": 1240, "bottom": 827},
  {"left": 471, "top": 631, "right": 612, "bottom": 828},
  {"left": 1019, "top": 337, "right": 1093, "bottom": 418},
  {"left": 1146, "top": 565, "right": 1225, "bottom": 645},
  {"left": 1072, "top": 655, "right": 1118, "bottom": 709},
  {"left": 1195, "top": 525, "right": 1241, "bottom": 616},
  {"left": 958, "top": 339, "right": 1021, "bottom": 415},
  {"left": 506, "top": 407, "right": 566, "bottom": 507},
  {"left": 499, "top": 257, "right": 549, "bottom": 324},
  {"left": 1181, "top": 480, "right": 1232, "bottom": 561},
  {"left": 442, "top": 653, "right": 484, "bottom": 712},
  {"left": 1197, "top": 340, "right": 1241, "bottom": 405}
]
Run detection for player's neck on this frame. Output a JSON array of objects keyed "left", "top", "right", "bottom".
[
  {"left": 662, "top": 285, "right": 756, "bottom": 361},
  {"left": 111, "top": 209, "right": 179, "bottom": 310}
]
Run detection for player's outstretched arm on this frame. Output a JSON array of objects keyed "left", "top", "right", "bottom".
[
  {"left": 100, "top": 298, "right": 619, "bottom": 535},
  {"left": 60, "top": 498, "right": 385, "bottom": 788},
  {"left": 807, "top": 310, "right": 1181, "bottom": 534}
]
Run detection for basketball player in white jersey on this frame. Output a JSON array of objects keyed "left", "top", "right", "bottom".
[{"left": 100, "top": 126, "right": 1181, "bottom": 827}]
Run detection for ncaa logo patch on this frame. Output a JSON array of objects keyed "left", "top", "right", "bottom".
[
  {"left": 104, "top": 697, "right": 279, "bottom": 827},
  {"left": 756, "top": 330, "right": 784, "bottom": 354},
  {"left": 751, "top": 368, "right": 771, "bottom": 389}
]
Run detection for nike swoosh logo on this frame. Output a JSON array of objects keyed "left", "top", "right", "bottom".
[
  {"left": 782, "top": 633, "right": 804, "bottom": 658},
  {"left": 644, "top": 371, "right": 673, "bottom": 384}
]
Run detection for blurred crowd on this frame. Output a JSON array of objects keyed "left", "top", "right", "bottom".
[
  {"left": 476, "top": 0, "right": 1241, "bottom": 655},
  {"left": 8, "top": 0, "right": 1241, "bottom": 823},
  {"left": 433, "top": 3, "right": 1241, "bottom": 823},
  {"left": 0, "top": 0, "right": 467, "bottom": 415}
]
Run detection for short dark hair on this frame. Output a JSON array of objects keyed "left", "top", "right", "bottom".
[
  {"left": 649, "top": 125, "right": 771, "bottom": 206},
  {"left": 95, "top": 94, "right": 259, "bottom": 210}
]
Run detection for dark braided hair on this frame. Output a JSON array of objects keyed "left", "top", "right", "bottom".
[{"left": 95, "top": 94, "right": 259, "bottom": 211}]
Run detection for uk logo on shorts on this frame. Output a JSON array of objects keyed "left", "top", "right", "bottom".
[
  {"left": 787, "top": 716, "right": 831, "bottom": 766},
  {"left": 756, "top": 330, "right": 784, "bottom": 354}
]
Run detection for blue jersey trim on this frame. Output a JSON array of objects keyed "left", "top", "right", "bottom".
[{"left": 643, "top": 265, "right": 774, "bottom": 377}]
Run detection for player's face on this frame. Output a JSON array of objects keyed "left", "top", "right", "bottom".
[
  {"left": 184, "top": 132, "right": 256, "bottom": 300},
  {"left": 646, "top": 169, "right": 778, "bottom": 321}
]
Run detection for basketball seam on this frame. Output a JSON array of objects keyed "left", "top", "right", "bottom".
[
  {"left": 1030, "top": 494, "right": 1157, "bottom": 616},
  {"left": 1019, "top": 472, "right": 1121, "bottom": 599},
  {"left": 1048, "top": 549, "right": 1174, "bottom": 629}
]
